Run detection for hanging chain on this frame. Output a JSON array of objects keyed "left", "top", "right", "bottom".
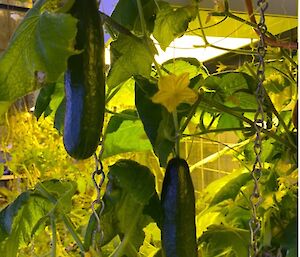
[
  {"left": 249, "top": 1, "right": 268, "bottom": 257},
  {"left": 91, "top": 0, "right": 105, "bottom": 247},
  {"left": 91, "top": 145, "right": 106, "bottom": 246}
]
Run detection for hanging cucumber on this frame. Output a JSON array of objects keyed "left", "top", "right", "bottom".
[
  {"left": 161, "top": 157, "right": 197, "bottom": 257},
  {"left": 64, "top": 0, "right": 105, "bottom": 159}
]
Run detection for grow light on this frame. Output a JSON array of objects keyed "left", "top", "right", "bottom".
[
  {"left": 104, "top": 35, "right": 256, "bottom": 65},
  {"left": 153, "top": 35, "right": 256, "bottom": 63}
]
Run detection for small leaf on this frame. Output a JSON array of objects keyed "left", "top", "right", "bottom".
[
  {"left": 161, "top": 58, "right": 205, "bottom": 78},
  {"left": 217, "top": 113, "right": 241, "bottom": 129},
  {"left": 153, "top": 2, "right": 197, "bottom": 50},
  {"left": 34, "top": 83, "right": 56, "bottom": 119},
  {"left": 54, "top": 98, "right": 65, "bottom": 133},
  {"left": 35, "top": 179, "right": 77, "bottom": 213},
  {"left": 102, "top": 110, "right": 152, "bottom": 158},
  {"left": 219, "top": 73, "right": 249, "bottom": 95},
  {"left": 203, "top": 169, "right": 251, "bottom": 206},
  {"left": 107, "top": 35, "right": 154, "bottom": 89},
  {"left": 227, "top": 91, "right": 258, "bottom": 109}
]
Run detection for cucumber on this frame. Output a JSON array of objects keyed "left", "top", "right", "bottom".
[
  {"left": 64, "top": 0, "right": 105, "bottom": 159},
  {"left": 161, "top": 157, "right": 197, "bottom": 257}
]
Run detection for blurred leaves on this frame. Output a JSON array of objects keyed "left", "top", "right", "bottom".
[
  {"left": 0, "top": 180, "right": 77, "bottom": 257},
  {"left": 0, "top": 0, "right": 78, "bottom": 115}
]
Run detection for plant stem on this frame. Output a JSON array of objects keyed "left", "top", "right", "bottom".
[
  {"left": 193, "top": 41, "right": 256, "bottom": 56},
  {"left": 62, "top": 214, "right": 86, "bottom": 253},
  {"left": 196, "top": 4, "right": 209, "bottom": 45},
  {"left": 281, "top": 49, "right": 298, "bottom": 69},
  {"left": 183, "top": 127, "right": 250, "bottom": 137},
  {"left": 50, "top": 214, "right": 57, "bottom": 257},
  {"left": 179, "top": 94, "right": 202, "bottom": 134},
  {"left": 192, "top": 6, "right": 256, "bottom": 56},
  {"left": 244, "top": 62, "right": 296, "bottom": 148},
  {"left": 264, "top": 93, "right": 297, "bottom": 148},
  {"left": 172, "top": 110, "right": 180, "bottom": 158},
  {"left": 105, "top": 108, "right": 138, "bottom": 120},
  {"left": 201, "top": 97, "right": 296, "bottom": 150},
  {"left": 136, "top": 0, "right": 163, "bottom": 77}
]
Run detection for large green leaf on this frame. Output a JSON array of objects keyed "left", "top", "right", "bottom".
[
  {"left": 162, "top": 58, "right": 207, "bottom": 79},
  {"left": 0, "top": 179, "right": 77, "bottom": 257},
  {"left": 217, "top": 113, "right": 241, "bottom": 129},
  {"left": 107, "top": 35, "right": 154, "bottom": 89},
  {"left": 111, "top": 0, "right": 156, "bottom": 33},
  {"left": 135, "top": 78, "right": 174, "bottom": 167},
  {"left": 219, "top": 73, "right": 249, "bottom": 95},
  {"left": 0, "top": 191, "right": 50, "bottom": 257},
  {"left": 85, "top": 160, "right": 159, "bottom": 256},
  {"left": 198, "top": 224, "right": 249, "bottom": 257},
  {"left": 153, "top": 2, "right": 197, "bottom": 50},
  {"left": 0, "top": 0, "right": 78, "bottom": 113},
  {"left": 35, "top": 179, "right": 77, "bottom": 213},
  {"left": 203, "top": 169, "right": 251, "bottom": 207},
  {"left": 102, "top": 109, "right": 152, "bottom": 158},
  {"left": 226, "top": 91, "right": 258, "bottom": 109}
]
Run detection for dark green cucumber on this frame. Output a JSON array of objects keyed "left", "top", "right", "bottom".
[
  {"left": 64, "top": 0, "right": 105, "bottom": 159},
  {"left": 161, "top": 157, "right": 197, "bottom": 257}
]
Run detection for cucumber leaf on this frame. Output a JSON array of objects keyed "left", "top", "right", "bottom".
[
  {"left": 198, "top": 224, "right": 249, "bottom": 257},
  {"left": 219, "top": 73, "right": 249, "bottom": 95},
  {"left": 34, "top": 83, "right": 56, "bottom": 119},
  {"left": 0, "top": 0, "right": 78, "bottom": 114},
  {"left": 153, "top": 2, "right": 197, "bottom": 51},
  {"left": 135, "top": 78, "right": 174, "bottom": 167},
  {"left": 107, "top": 35, "right": 155, "bottom": 89},
  {"left": 203, "top": 169, "right": 251, "bottom": 207},
  {"left": 102, "top": 109, "right": 152, "bottom": 158},
  {"left": 85, "top": 160, "right": 159, "bottom": 256},
  {"left": 217, "top": 113, "right": 241, "bottom": 129},
  {"left": 0, "top": 179, "right": 77, "bottom": 257},
  {"left": 111, "top": 0, "right": 156, "bottom": 33}
]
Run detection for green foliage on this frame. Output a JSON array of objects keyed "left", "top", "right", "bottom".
[
  {"left": 135, "top": 77, "right": 175, "bottom": 167},
  {"left": 198, "top": 225, "right": 249, "bottom": 257},
  {"left": 153, "top": 2, "right": 197, "bottom": 50},
  {"left": 107, "top": 35, "right": 155, "bottom": 89},
  {"left": 0, "top": 0, "right": 78, "bottom": 117},
  {"left": 0, "top": 180, "right": 77, "bottom": 257},
  {"left": 85, "top": 159, "right": 160, "bottom": 256},
  {"left": 0, "top": 0, "right": 297, "bottom": 256},
  {"left": 111, "top": 0, "right": 156, "bottom": 34},
  {"left": 102, "top": 110, "right": 152, "bottom": 158}
]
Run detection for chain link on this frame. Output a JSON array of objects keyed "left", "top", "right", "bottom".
[
  {"left": 91, "top": 151, "right": 105, "bottom": 246},
  {"left": 248, "top": 1, "right": 268, "bottom": 257}
]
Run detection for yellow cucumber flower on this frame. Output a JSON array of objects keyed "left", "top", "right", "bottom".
[{"left": 151, "top": 73, "right": 197, "bottom": 112}]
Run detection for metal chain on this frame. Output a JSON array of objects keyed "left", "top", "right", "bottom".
[
  {"left": 91, "top": 150, "right": 105, "bottom": 246},
  {"left": 91, "top": 0, "right": 105, "bottom": 245},
  {"left": 248, "top": 1, "right": 268, "bottom": 257}
]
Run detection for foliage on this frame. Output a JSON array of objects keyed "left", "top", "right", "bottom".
[{"left": 0, "top": 0, "right": 297, "bottom": 256}]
